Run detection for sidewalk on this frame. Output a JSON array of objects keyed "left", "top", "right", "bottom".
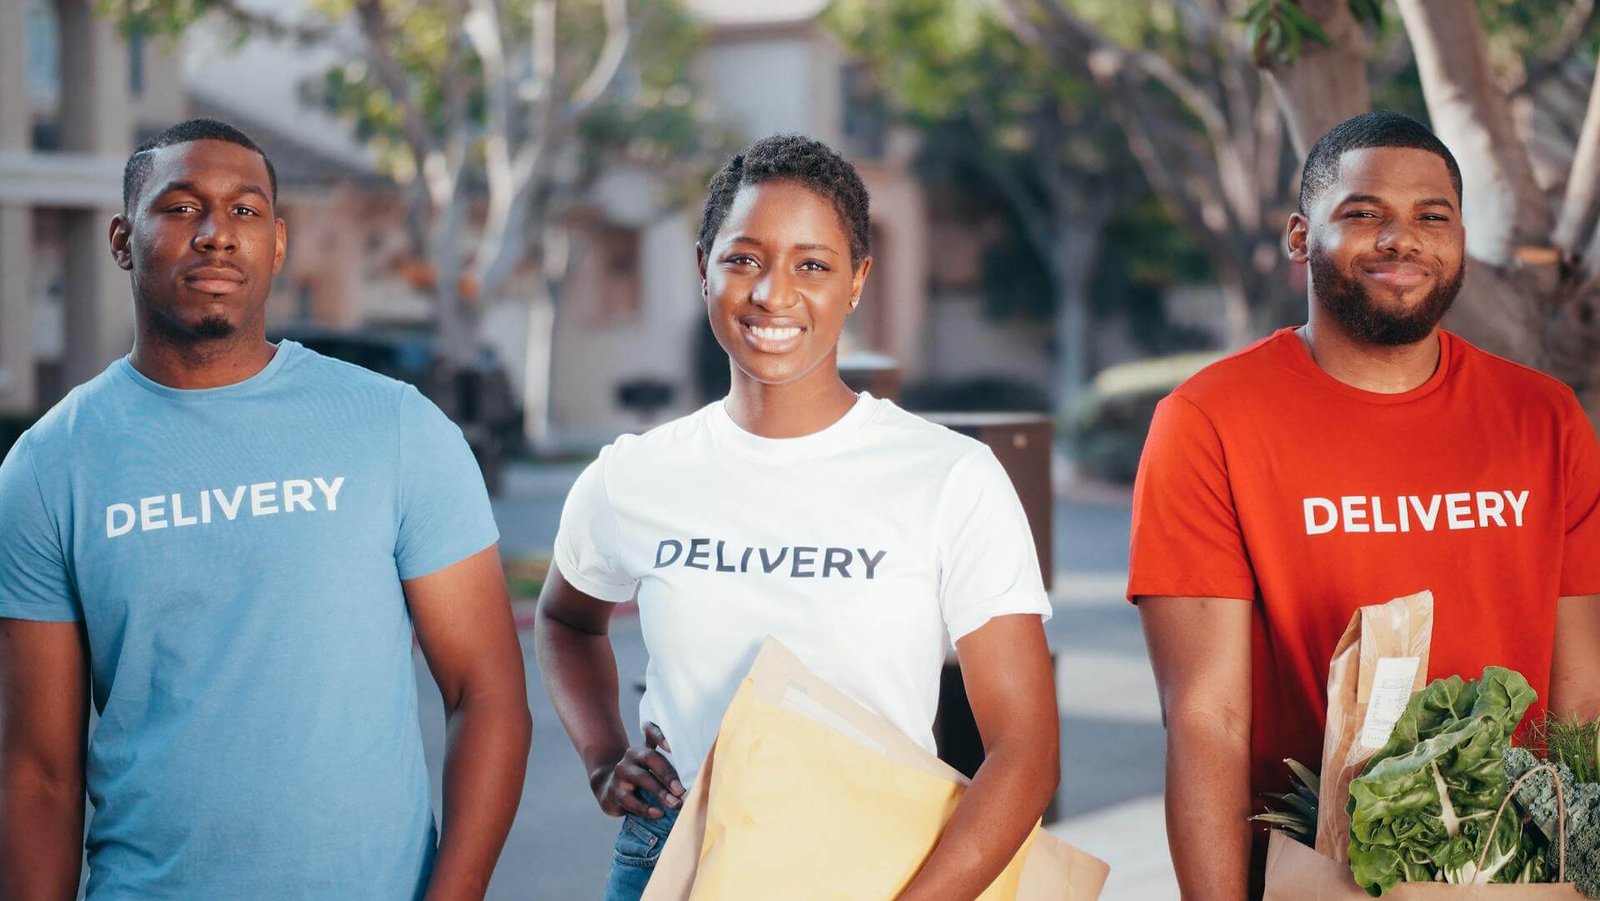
[{"left": 1050, "top": 795, "right": 1178, "bottom": 900}]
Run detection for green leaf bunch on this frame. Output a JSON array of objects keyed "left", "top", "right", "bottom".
[
  {"left": 1347, "top": 667, "right": 1546, "bottom": 895},
  {"left": 1507, "top": 746, "right": 1600, "bottom": 898}
]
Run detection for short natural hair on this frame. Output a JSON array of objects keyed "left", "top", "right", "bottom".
[
  {"left": 1298, "top": 111, "right": 1462, "bottom": 214},
  {"left": 123, "top": 118, "right": 278, "bottom": 212},
  {"left": 698, "top": 134, "right": 871, "bottom": 266}
]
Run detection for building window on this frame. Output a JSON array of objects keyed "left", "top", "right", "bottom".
[
  {"left": 25, "top": 0, "right": 59, "bottom": 98},
  {"left": 840, "top": 62, "right": 887, "bottom": 160},
  {"left": 129, "top": 21, "right": 146, "bottom": 96},
  {"left": 592, "top": 224, "right": 642, "bottom": 325}
]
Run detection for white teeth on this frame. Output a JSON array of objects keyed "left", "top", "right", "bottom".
[{"left": 747, "top": 325, "right": 801, "bottom": 341}]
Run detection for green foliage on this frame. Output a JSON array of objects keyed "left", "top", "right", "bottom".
[
  {"left": 1506, "top": 746, "right": 1600, "bottom": 897},
  {"left": 1253, "top": 758, "right": 1323, "bottom": 847},
  {"left": 1348, "top": 667, "right": 1547, "bottom": 895}
]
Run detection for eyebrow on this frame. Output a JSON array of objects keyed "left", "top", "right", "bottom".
[
  {"left": 152, "top": 180, "right": 270, "bottom": 200},
  {"left": 727, "top": 236, "right": 840, "bottom": 254},
  {"left": 1336, "top": 192, "right": 1456, "bottom": 212}
]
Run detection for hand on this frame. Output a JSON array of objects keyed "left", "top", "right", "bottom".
[{"left": 591, "top": 722, "right": 685, "bottom": 819}]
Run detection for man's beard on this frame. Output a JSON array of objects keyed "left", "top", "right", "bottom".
[
  {"left": 192, "top": 314, "right": 236, "bottom": 340},
  {"left": 1307, "top": 246, "right": 1463, "bottom": 346}
]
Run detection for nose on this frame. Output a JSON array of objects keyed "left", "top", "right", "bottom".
[
  {"left": 191, "top": 211, "right": 238, "bottom": 254},
  {"left": 749, "top": 268, "right": 798, "bottom": 311},
  {"left": 1375, "top": 216, "right": 1421, "bottom": 257}
]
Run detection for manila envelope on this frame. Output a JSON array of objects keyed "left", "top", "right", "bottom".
[
  {"left": 641, "top": 637, "right": 1110, "bottom": 900},
  {"left": 1264, "top": 831, "right": 1584, "bottom": 899}
]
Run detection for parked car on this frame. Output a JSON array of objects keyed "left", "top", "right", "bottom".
[{"left": 270, "top": 326, "right": 523, "bottom": 495}]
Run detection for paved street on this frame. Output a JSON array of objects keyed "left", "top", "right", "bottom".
[{"left": 416, "top": 460, "right": 1177, "bottom": 899}]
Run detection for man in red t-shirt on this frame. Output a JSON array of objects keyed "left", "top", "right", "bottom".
[{"left": 1129, "top": 110, "right": 1600, "bottom": 899}]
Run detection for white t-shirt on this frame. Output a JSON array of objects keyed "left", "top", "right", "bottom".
[{"left": 553, "top": 393, "right": 1051, "bottom": 789}]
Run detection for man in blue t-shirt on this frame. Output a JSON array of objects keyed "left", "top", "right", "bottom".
[{"left": 0, "top": 119, "right": 532, "bottom": 900}]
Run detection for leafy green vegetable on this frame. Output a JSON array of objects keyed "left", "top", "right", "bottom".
[
  {"left": 1506, "top": 746, "right": 1600, "bottom": 898},
  {"left": 1347, "top": 667, "right": 1546, "bottom": 895},
  {"left": 1253, "top": 758, "right": 1321, "bottom": 847},
  {"left": 1534, "top": 716, "right": 1600, "bottom": 786}
]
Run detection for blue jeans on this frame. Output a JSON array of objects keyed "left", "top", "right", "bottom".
[{"left": 603, "top": 792, "right": 680, "bottom": 901}]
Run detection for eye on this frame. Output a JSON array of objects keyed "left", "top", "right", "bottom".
[
  {"left": 1421, "top": 214, "right": 1450, "bottom": 222},
  {"left": 234, "top": 206, "right": 259, "bottom": 217},
  {"left": 798, "top": 260, "right": 830, "bottom": 272},
  {"left": 724, "top": 254, "right": 758, "bottom": 268},
  {"left": 1345, "top": 210, "right": 1379, "bottom": 219},
  {"left": 167, "top": 203, "right": 198, "bottom": 213}
]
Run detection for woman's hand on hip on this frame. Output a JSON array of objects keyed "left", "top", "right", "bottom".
[{"left": 592, "top": 722, "right": 686, "bottom": 818}]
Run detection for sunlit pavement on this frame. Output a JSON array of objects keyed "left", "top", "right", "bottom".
[{"left": 414, "top": 459, "right": 1176, "bottom": 899}]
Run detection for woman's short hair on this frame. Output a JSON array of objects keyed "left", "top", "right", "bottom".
[{"left": 697, "top": 134, "right": 871, "bottom": 266}]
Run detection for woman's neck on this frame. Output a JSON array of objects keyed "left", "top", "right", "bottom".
[{"left": 723, "top": 365, "right": 860, "bottom": 439}]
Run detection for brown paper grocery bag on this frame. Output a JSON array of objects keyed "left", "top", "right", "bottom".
[
  {"left": 1315, "top": 590, "right": 1434, "bottom": 861},
  {"left": 641, "top": 637, "right": 1110, "bottom": 900},
  {"left": 1264, "top": 832, "right": 1583, "bottom": 900}
]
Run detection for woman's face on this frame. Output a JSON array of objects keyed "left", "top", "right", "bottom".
[{"left": 698, "top": 179, "right": 871, "bottom": 389}]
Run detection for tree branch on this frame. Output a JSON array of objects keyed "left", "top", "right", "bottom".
[
  {"left": 567, "top": 0, "right": 633, "bottom": 122},
  {"left": 1397, "top": 0, "right": 1553, "bottom": 264},
  {"left": 1510, "top": 0, "right": 1596, "bottom": 97},
  {"left": 1255, "top": 0, "right": 1372, "bottom": 159},
  {"left": 351, "top": 0, "right": 442, "bottom": 162},
  {"left": 1554, "top": 48, "right": 1600, "bottom": 269}
]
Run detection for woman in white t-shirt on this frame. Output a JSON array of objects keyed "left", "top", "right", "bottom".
[{"left": 535, "top": 135, "right": 1058, "bottom": 901}]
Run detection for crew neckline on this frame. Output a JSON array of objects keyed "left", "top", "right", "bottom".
[
  {"left": 1278, "top": 327, "right": 1453, "bottom": 405},
  {"left": 117, "top": 340, "right": 298, "bottom": 400},
  {"left": 709, "top": 391, "right": 881, "bottom": 459}
]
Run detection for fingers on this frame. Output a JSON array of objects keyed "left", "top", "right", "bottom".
[{"left": 644, "top": 722, "right": 673, "bottom": 753}]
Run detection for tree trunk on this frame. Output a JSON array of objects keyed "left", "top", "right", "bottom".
[
  {"left": 1048, "top": 220, "right": 1104, "bottom": 416},
  {"left": 519, "top": 271, "right": 558, "bottom": 452},
  {"left": 1258, "top": 0, "right": 1372, "bottom": 158}
]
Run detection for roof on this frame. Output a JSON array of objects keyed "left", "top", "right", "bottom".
[
  {"left": 685, "top": 0, "right": 829, "bottom": 27},
  {"left": 186, "top": 95, "right": 393, "bottom": 191}
]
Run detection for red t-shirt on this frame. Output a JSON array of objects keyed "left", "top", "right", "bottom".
[{"left": 1128, "top": 328, "right": 1600, "bottom": 845}]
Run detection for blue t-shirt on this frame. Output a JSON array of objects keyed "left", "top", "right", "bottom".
[{"left": 0, "top": 341, "right": 499, "bottom": 900}]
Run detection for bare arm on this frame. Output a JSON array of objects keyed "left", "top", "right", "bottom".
[
  {"left": 899, "top": 614, "right": 1059, "bottom": 901},
  {"left": 408, "top": 545, "right": 533, "bottom": 901},
  {"left": 1139, "top": 595, "right": 1253, "bottom": 901},
  {"left": 0, "top": 618, "right": 89, "bottom": 900},
  {"left": 534, "top": 564, "right": 682, "bottom": 819},
  {"left": 1550, "top": 594, "right": 1600, "bottom": 720}
]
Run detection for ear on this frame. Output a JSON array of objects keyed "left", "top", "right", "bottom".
[
  {"left": 1285, "top": 212, "right": 1310, "bottom": 264},
  {"left": 848, "top": 255, "right": 873, "bottom": 310},
  {"left": 109, "top": 214, "right": 134, "bottom": 271},
  {"left": 696, "top": 244, "right": 709, "bottom": 297},
  {"left": 272, "top": 217, "right": 288, "bottom": 276}
]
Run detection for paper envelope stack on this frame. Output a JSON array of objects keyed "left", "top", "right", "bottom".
[{"left": 642, "top": 637, "right": 1111, "bottom": 900}]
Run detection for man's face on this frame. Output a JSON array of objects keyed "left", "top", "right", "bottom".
[
  {"left": 1288, "top": 147, "right": 1466, "bottom": 346},
  {"left": 112, "top": 140, "right": 286, "bottom": 344}
]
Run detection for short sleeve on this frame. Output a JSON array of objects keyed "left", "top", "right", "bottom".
[
  {"left": 394, "top": 386, "right": 500, "bottom": 580},
  {"left": 1126, "top": 393, "right": 1256, "bottom": 603},
  {"left": 935, "top": 447, "right": 1052, "bottom": 643},
  {"left": 1559, "top": 391, "right": 1600, "bottom": 596},
  {"left": 552, "top": 448, "right": 637, "bottom": 603},
  {"left": 0, "top": 435, "right": 81, "bottom": 622}
]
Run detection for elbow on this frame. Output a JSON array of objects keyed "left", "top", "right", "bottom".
[{"left": 1163, "top": 695, "right": 1251, "bottom": 750}]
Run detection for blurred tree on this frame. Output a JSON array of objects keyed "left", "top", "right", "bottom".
[
  {"left": 827, "top": 0, "right": 1145, "bottom": 411},
  {"left": 109, "top": 0, "right": 723, "bottom": 447},
  {"left": 1004, "top": 0, "right": 1600, "bottom": 417},
  {"left": 993, "top": 0, "right": 1307, "bottom": 344}
]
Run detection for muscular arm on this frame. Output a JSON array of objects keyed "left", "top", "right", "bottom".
[
  {"left": 534, "top": 565, "right": 681, "bottom": 818},
  {"left": 408, "top": 545, "right": 532, "bottom": 901},
  {"left": 899, "top": 614, "right": 1058, "bottom": 901},
  {"left": 0, "top": 618, "right": 89, "bottom": 900},
  {"left": 1550, "top": 594, "right": 1600, "bottom": 721},
  {"left": 1138, "top": 596, "right": 1253, "bottom": 901}
]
